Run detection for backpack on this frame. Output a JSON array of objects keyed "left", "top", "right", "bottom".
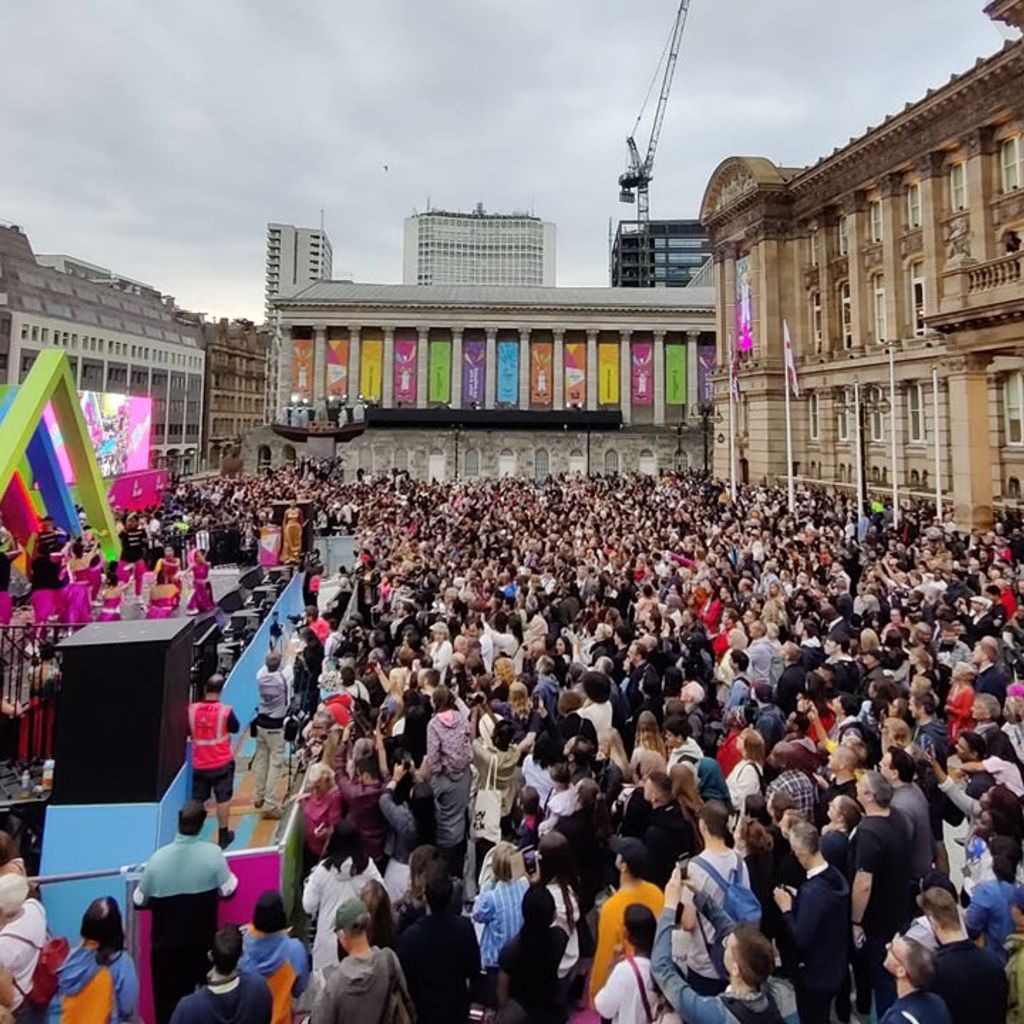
[
  {"left": 694, "top": 854, "right": 762, "bottom": 978},
  {"left": 721, "top": 991, "right": 783, "bottom": 1024},
  {"left": 9, "top": 931, "right": 69, "bottom": 1008}
]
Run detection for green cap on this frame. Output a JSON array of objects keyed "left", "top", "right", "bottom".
[{"left": 334, "top": 898, "right": 368, "bottom": 932}]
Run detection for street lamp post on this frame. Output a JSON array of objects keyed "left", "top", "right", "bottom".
[
  {"left": 453, "top": 426, "right": 463, "bottom": 481},
  {"left": 859, "top": 384, "right": 892, "bottom": 520},
  {"left": 698, "top": 399, "right": 714, "bottom": 474},
  {"left": 882, "top": 339, "right": 900, "bottom": 529}
]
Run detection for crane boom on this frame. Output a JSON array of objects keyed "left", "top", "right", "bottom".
[{"left": 644, "top": 0, "right": 690, "bottom": 176}]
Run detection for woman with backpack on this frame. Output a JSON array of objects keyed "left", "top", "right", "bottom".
[{"left": 57, "top": 897, "right": 138, "bottom": 1023}]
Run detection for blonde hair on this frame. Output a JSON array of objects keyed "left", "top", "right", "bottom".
[
  {"left": 509, "top": 681, "right": 531, "bottom": 717},
  {"left": 634, "top": 710, "right": 666, "bottom": 760},
  {"left": 306, "top": 762, "right": 335, "bottom": 791},
  {"left": 740, "top": 728, "right": 766, "bottom": 765},
  {"left": 490, "top": 841, "right": 518, "bottom": 883},
  {"left": 494, "top": 658, "right": 517, "bottom": 690},
  {"left": 859, "top": 628, "right": 880, "bottom": 655},
  {"left": 599, "top": 728, "right": 634, "bottom": 783},
  {"left": 670, "top": 762, "right": 703, "bottom": 820}
]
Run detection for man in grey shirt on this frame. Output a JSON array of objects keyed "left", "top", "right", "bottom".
[
  {"left": 881, "top": 746, "right": 934, "bottom": 884},
  {"left": 252, "top": 650, "right": 291, "bottom": 819}
]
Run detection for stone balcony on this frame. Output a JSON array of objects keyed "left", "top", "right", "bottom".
[{"left": 928, "top": 251, "right": 1024, "bottom": 344}]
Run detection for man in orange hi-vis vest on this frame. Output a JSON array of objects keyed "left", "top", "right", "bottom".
[{"left": 188, "top": 674, "right": 240, "bottom": 849}]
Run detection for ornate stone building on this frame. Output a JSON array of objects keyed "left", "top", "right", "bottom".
[
  {"left": 245, "top": 282, "right": 715, "bottom": 479},
  {"left": 700, "top": 0, "right": 1024, "bottom": 528}
]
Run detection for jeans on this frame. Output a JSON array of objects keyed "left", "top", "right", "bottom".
[
  {"left": 854, "top": 934, "right": 897, "bottom": 1018},
  {"left": 252, "top": 727, "right": 285, "bottom": 809}
]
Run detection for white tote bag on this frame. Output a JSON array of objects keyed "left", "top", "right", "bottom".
[{"left": 472, "top": 754, "right": 502, "bottom": 844}]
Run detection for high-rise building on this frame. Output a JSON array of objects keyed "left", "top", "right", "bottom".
[
  {"left": 403, "top": 205, "right": 556, "bottom": 286},
  {"left": 264, "top": 223, "right": 332, "bottom": 322},
  {"left": 611, "top": 219, "right": 711, "bottom": 288}
]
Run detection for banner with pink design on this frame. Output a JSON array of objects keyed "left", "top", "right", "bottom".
[
  {"left": 393, "top": 335, "right": 417, "bottom": 405},
  {"left": 631, "top": 341, "right": 653, "bottom": 405},
  {"left": 462, "top": 338, "right": 486, "bottom": 406},
  {"left": 259, "top": 525, "right": 282, "bottom": 566},
  {"left": 107, "top": 468, "right": 169, "bottom": 510}
]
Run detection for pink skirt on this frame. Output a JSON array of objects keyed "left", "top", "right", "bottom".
[
  {"left": 64, "top": 582, "right": 92, "bottom": 625},
  {"left": 0, "top": 592, "right": 11, "bottom": 626},
  {"left": 30, "top": 589, "right": 64, "bottom": 623}
]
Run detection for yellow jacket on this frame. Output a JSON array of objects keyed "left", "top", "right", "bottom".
[{"left": 589, "top": 880, "right": 664, "bottom": 1002}]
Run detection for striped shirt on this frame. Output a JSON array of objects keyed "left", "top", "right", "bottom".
[{"left": 472, "top": 878, "right": 528, "bottom": 968}]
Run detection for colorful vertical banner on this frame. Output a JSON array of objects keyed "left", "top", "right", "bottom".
[
  {"left": 598, "top": 342, "right": 619, "bottom": 404},
  {"left": 698, "top": 344, "right": 717, "bottom": 403},
  {"left": 462, "top": 338, "right": 486, "bottom": 406},
  {"left": 290, "top": 338, "right": 313, "bottom": 400},
  {"left": 428, "top": 340, "right": 452, "bottom": 404},
  {"left": 631, "top": 342, "right": 653, "bottom": 405},
  {"left": 326, "top": 337, "right": 349, "bottom": 398},
  {"left": 736, "top": 255, "right": 754, "bottom": 352},
  {"left": 393, "top": 335, "right": 417, "bottom": 405},
  {"left": 360, "top": 338, "right": 384, "bottom": 400},
  {"left": 564, "top": 342, "right": 586, "bottom": 406},
  {"left": 530, "top": 342, "right": 553, "bottom": 405},
  {"left": 497, "top": 340, "right": 519, "bottom": 404},
  {"left": 665, "top": 345, "right": 687, "bottom": 406}
]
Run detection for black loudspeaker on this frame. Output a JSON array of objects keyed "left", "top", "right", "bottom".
[
  {"left": 217, "top": 587, "right": 246, "bottom": 615},
  {"left": 238, "top": 566, "right": 265, "bottom": 591},
  {"left": 52, "top": 618, "right": 195, "bottom": 805}
]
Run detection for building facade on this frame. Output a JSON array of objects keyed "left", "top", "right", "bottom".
[
  {"left": 0, "top": 225, "right": 206, "bottom": 473},
  {"left": 611, "top": 219, "right": 711, "bottom": 288},
  {"left": 700, "top": 0, "right": 1024, "bottom": 529},
  {"left": 264, "top": 223, "right": 333, "bottom": 320},
  {"left": 199, "top": 318, "right": 269, "bottom": 469},
  {"left": 402, "top": 207, "right": 556, "bottom": 287},
  {"left": 248, "top": 282, "right": 715, "bottom": 479}
]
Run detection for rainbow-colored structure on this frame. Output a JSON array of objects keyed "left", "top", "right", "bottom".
[{"left": 0, "top": 350, "right": 119, "bottom": 561}]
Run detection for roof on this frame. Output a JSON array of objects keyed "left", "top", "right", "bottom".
[{"left": 275, "top": 281, "right": 715, "bottom": 312}]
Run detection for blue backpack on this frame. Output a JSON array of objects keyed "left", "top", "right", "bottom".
[{"left": 694, "top": 854, "right": 762, "bottom": 978}]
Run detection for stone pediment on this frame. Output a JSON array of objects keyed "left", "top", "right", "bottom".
[{"left": 700, "top": 157, "right": 794, "bottom": 225}]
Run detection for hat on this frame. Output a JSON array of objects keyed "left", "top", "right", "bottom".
[
  {"left": 334, "top": 898, "right": 369, "bottom": 932},
  {"left": 917, "top": 870, "right": 957, "bottom": 902},
  {"left": 610, "top": 837, "right": 648, "bottom": 880},
  {"left": 753, "top": 681, "right": 773, "bottom": 704},
  {"left": 251, "top": 891, "right": 287, "bottom": 934}
]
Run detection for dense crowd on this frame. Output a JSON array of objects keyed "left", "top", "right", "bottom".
[{"left": 6, "top": 465, "right": 1024, "bottom": 1024}]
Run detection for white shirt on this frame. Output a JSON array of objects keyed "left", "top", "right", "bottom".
[
  {"left": 0, "top": 899, "right": 46, "bottom": 1009},
  {"left": 594, "top": 955, "right": 658, "bottom": 1024}
]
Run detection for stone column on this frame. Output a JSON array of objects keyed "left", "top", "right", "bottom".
[
  {"left": 917, "top": 152, "right": 946, "bottom": 305},
  {"left": 846, "top": 192, "right": 867, "bottom": 352},
  {"left": 586, "top": 330, "right": 598, "bottom": 410},
  {"left": 619, "top": 330, "right": 632, "bottom": 425},
  {"left": 879, "top": 174, "right": 907, "bottom": 339},
  {"left": 485, "top": 328, "right": 497, "bottom": 409},
  {"left": 450, "top": 328, "right": 463, "bottom": 409},
  {"left": 382, "top": 327, "right": 395, "bottom": 408},
  {"left": 686, "top": 331, "right": 700, "bottom": 417},
  {"left": 817, "top": 211, "right": 834, "bottom": 355},
  {"left": 348, "top": 326, "right": 361, "bottom": 401},
  {"left": 946, "top": 354, "right": 993, "bottom": 529},
  {"left": 417, "top": 327, "right": 429, "bottom": 409},
  {"left": 519, "top": 329, "right": 531, "bottom": 409},
  {"left": 313, "top": 326, "right": 327, "bottom": 403},
  {"left": 653, "top": 330, "right": 666, "bottom": 426},
  {"left": 965, "top": 126, "right": 997, "bottom": 263},
  {"left": 552, "top": 329, "right": 564, "bottom": 410}
]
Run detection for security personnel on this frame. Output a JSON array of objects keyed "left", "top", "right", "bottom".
[{"left": 188, "top": 674, "right": 240, "bottom": 849}]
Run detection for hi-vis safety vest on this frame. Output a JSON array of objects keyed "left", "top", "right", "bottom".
[{"left": 188, "top": 701, "right": 233, "bottom": 771}]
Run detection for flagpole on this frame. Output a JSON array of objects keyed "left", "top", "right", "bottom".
[
  {"left": 932, "top": 364, "right": 942, "bottom": 522},
  {"left": 783, "top": 321, "right": 795, "bottom": 515},
  {"left": 887, "top": 340, "right": 900, "bottom": 530},
  {"left": 728, "top": 333, "right": 737, "bottom": 501},
  {"left": 854, "top": 379, "right": 864, "bottom": 536}
]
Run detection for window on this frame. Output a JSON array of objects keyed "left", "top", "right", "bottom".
[
  {"left": 838, "top": 215, "right": 849, "bottom": 255},
  {"left": 869, "top": 387, "right": 885, "bottom": 442},
  {"left": 872, "top": 275, "right": 887, "bottom": 342},
  {"left": 910, "top": 261, "right": 926, "bottom": 337},
  {"left": 1002, "top": 136, "right": 1022, "bottom": 193},
  {"left": 810, "top": 291, "right": 822, "bottom": 349},
  {"left": 869, "top": 201, "right": 883, "bottom": 243},
  {"left": 1005, "top": 372, "right": 1024, "bottom": 446},
  {"left": 837, "top": 389, "right": 850, "bottom": 442},
  {"left": 463, "top": 448, "right": 479, "bottom": 479},
  {"left": 907, "top": 383, "right": 924, "bottom": 443},
  {"left": 840, "top": 282, "right": 853, "bottom": 348},
  {"left": 1009, "top": 477, "right": 1022, "bottom": 500},
  {"left": 907, "top": 183, "right": 922, "bottom": 228},
  {"left": 604, "top": 449, "right": 619, "bottom": 474},
  {"left": 808, "top": 392, "right": 820, "bottom": 440},
  {"left": 949, "top": 162, "right": 967, "bottom": 211},
  {"left": 534, "top": 448, "right": 550, "bottom": 479},
  {"left": 809, "top": 230, "right": 819, "bottom": 267}
]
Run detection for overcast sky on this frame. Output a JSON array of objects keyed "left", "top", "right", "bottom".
[{"left": 0, "top": 1, "right": 1010, "bottom": 320}]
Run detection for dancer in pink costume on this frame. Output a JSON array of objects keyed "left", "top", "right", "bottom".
[
  {"left": 146, "top": 569, "right": 179, "bottom": 620},
  {"left": 63, "top": 539, "right": 94, "bottom": 626},
  {"left": 0, "top": 516, "right": 21, "bottom": 626},
  {"left": 186, "top": 548, "right": 215, "bottom": 614},
  {"left": 29, "top": 516, "right": 68, "bottom": 623},
  {"left": 97, "top": 563, "right": 128, "bottom": 622},
  {"left": 155, "top": 545, "right": 182, "bottom": 611},
  {"left": 82, "top": 527, "right": 104, "bottom": 602}
]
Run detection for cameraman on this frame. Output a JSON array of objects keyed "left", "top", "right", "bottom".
[{"left": 252, "top": 651, "right": 291, "bottom": 820}]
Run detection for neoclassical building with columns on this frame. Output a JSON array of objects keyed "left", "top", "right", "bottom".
[
  {"left": 700, "top": 0, "right": 1024, "bottom": 529},
  {"left": 245, "top": 282, "right": 715, "bottom": 480}
]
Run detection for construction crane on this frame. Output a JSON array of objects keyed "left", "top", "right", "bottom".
[{"left": 618, "top": 0, "right": 691, "bottom": 288}]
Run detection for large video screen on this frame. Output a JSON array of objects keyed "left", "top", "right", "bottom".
[{"left": 43, "top": 391, "right": 152, "bottom": 481}]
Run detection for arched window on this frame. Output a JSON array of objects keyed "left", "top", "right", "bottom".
[
  {"left": 464, "top": 449, "right": 480, "bottom": 479},
  {"left": 498, "top": 449, "right": 516, "bottom": 477},
  {"left": 281, "top": 444, "right": 297, "bottom": 466},
  {"left": 257, "top": 445, "right": 271, "bottom": 471},
  {"left": 871, "top": 466, "right": 880, "bottom": 483},
  {"left": 534, "top": 448, "right": 549, "bottom": 480},
  {"left": 909, "top": 469, "right": 920, "bottom": 486},
  {"left": 604, "top": 449, "right": 619, "bottom": 475},
  {"left": 921, "top": 470, "right": 929, "bottom": 487},
  {"left": 837, "top": 464, "right": 846, "bottom": 483},
  {"left": 427, "top": 448, "right": 446, "bottom": 482},
  {"left": 638, "top": 448, "right": 657, "bottom": 475},
  {"left": 1009, "top": 477, "right": 1022, "bottom": 500},
  {"left": 394, "top": 447, "right": 409, "bottom": 473},
  {"left": 568, "top": 449, "right": 586, "bottom": 475}
]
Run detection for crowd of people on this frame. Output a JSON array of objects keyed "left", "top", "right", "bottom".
[{"left": 6, "top": 464, "right": 1024, "bottom": 1024}]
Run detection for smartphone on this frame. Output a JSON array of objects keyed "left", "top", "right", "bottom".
[
  {"left": 522, "top": 847, "right": 538, "bottom": 874},
  {"left": 677, "top": 855, "right": 692, "bottom": 880}
]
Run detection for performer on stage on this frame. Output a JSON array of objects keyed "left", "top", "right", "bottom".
[
  {"left": 146, "top": 570, "right": 179, "bottom": 620},
  {"left": 119, "top": 514, "right": 148, "bottom": 602},
  {"left": 64, "top": 539, "right": 94, "bottom": 626},
  {"left": 0, "top": 515, "right": 22, "bottom": 626},
  {"left": 186, "top": 549, "right": 215, "bottom": 615},
  {"left": 81, "top": 525, "right": 104, "bottom": 602},
  {"left": 280, "top": 504, "right": 304, "bottom": 564},
  {"left": 30, "top": 516, "right": 68, "bottom": 623},
  {"left": 98, "top": 562, "right": 128, "bottom": 622},
  {"left": 155, "top": 545, "right": 182, "bottom": 607}
]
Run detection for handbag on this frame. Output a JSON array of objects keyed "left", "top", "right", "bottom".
[
  {"left": 472, "top": 754, "right": 502, "bottom": 844},
  {"left": 383, "top": 948, "right": 416, "bottom": 1024}
]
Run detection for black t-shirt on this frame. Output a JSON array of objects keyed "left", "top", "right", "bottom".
[
  {"left": 121, "top": 528, "right": 146, "bottom": 560},
  {"left": 851, "top": 813, "right": 912, "bottom": 939},
  {"left": 498, "top": 930, "right": 569, "bottom": 1024},
  {"left": 0, "top": 553, "right": 10, "bottom": 593}
]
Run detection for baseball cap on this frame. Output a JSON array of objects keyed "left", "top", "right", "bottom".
[
  {"left": 334, "top": 897, "right": 368, "bottom": 932},
  {"left": 610, "top": 837, "right": 648, "bottom": 880}
]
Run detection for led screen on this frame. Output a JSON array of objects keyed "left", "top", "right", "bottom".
[{"left": 43, "top": 391, "right": 152, "bottom": 482}]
